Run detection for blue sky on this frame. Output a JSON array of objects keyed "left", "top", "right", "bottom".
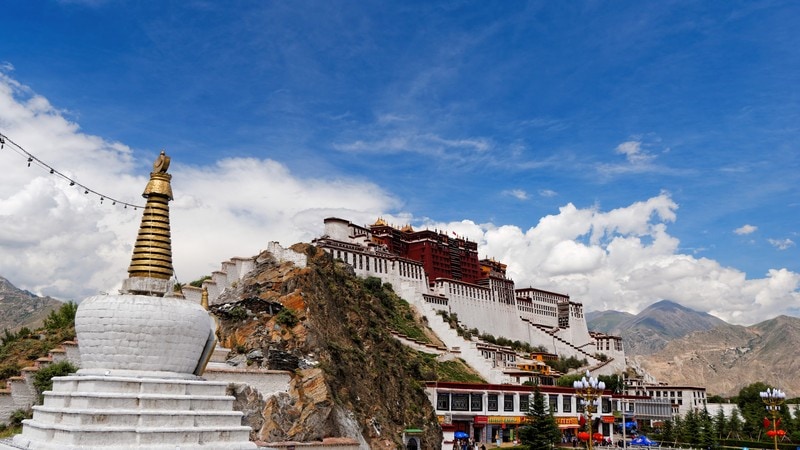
[{"left": 0, "top": 1, "right": 798, "bottom": 324}]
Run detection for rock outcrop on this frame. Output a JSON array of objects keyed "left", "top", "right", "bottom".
[{"left": 214, "top": 244, "right": 443, "bottom": 449}]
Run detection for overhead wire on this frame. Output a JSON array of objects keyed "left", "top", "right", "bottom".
[{"left": 0, "top": 132, "right": 144, "bottom": 210}]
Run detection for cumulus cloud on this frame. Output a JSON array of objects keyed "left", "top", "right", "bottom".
[
  {"left": 734, "top": 224, "right": 758, "bottom": 235},
  {"left": 768, "top": 238, "right": 795, "bottom": 250},
  {"left": 425, "top": 195, "right": 800, "bottom": 325}
]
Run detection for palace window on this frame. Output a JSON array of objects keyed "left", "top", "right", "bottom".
[
  {"left": 548, "top": 395, "right": 558, "bottom": 413},
  {"left": 437, "top": 393, "right": 450, "bottom": 411},
  {"left": 562, "top": 395, "right": 572, "bottom": 413},
  {"left": 504, "top": 394, "right": 514, "bottom": 412},
  {"left": 488, "top": 394, "right": 498, "bottom": 412},
  {"left": 452, "top": 394, "right": 469, "bottom": 411},
  {"left": 520, "top": 394, "right": 530, "bottom": 412},
  {"left": 471, "top": 394, "right": 483, "bottom": 411}
]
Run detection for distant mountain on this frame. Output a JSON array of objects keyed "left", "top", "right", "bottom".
[
  {"left": 636, "top": 315, "right": 800, "bottom": 397},
  {"left": 588, "top": 300, "right": 728, "bottom": 356},
  {"left": 586, "top": 310, "right": 634, "bottom": 334},
  {"left": 0, "top": 276, "right": 62, "bottom": 332}
]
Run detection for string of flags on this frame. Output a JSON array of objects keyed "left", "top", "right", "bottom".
[{"left": 0, "top": 132, "right": 144, "bottom": 210}]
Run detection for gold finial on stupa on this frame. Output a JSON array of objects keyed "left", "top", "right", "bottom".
[
  {"left": 201, "top": 287, "right": 209, "bottom": 310},
  {"left": 126, "top": 150, "right": 175, "bottom": 285}
]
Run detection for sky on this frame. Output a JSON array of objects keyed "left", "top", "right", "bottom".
[{"left": 0, "top": 1, "right": 798, "bottom": 326}]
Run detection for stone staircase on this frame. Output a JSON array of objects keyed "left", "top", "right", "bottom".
[
  {"left": 523, "top": 318, "right": 600, "bottom": 363},
  {"left": 412, "top": 296, "right": 507, "bottom": 383}
]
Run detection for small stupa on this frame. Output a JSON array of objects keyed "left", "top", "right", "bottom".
[{"left": 13, "top": 152, "right": 256, "bottom": 449}]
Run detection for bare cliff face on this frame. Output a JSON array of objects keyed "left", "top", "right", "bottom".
[
  {"left": 635, "top": 315, "right": 800, "bottom": 397},
  {"left": 212, "top": 244, "right": 444, "bottom": 449}
]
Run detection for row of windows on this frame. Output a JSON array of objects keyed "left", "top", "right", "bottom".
[
  {"left": 331, "top": 249, "right": 424, "bottom": 280},
  {"left": 423, "top": 295, "right": 448, "bottom": 306},
  {"left": 436, "top": 393, "right": 526, "bottom": 413},
  {"left": 435, "top": 392, "right": 612, "bottom": 415}
]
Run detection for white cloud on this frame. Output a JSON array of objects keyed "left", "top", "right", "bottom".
[
  {"left": 615, "top": 140, "right": 654, "bottom": 164},
  {"left": 768, "top": 238, "right": 795, "bottom": 250},
  {"left": 0, "top": 74, "right": 398, "bottom": 300},
  {"left": 332, "top": 132, "right": 492, "bottom": 162},
  {"left": 734, "top": 224, "right": 758, "bottom": 235},
  {"left": 502, "top": 189, "right": 528, "bottom": 200},
  {"left": 538, "top": 189, "right": 557, "bottom": 198},
  {"left": 427, "top": 194, "right": 800, "bottom": 325}
]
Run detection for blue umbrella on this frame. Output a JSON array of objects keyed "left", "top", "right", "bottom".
[
  {"left": 454, "top": 431, "right": 469, "bottom": 439},
  {"left": 630, "top": 435, "right": 656, "bottom": 446}
]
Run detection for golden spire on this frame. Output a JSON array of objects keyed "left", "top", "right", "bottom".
[
  {"left": 201, "top": 287, "right": 209, "bottom": 310},
  {"left": 127, "top": 150, "right": 174, "bottom": 281}
]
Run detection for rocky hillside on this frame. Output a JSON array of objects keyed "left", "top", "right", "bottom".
[
  {"left": 634, "top": 315, "right": 800, "bottom": 397},
  {"left": 210, "top": 244, "right": 481, "bottom": 449},
  {"left": 589, "top": 300, "right": 728, "bottom": 355},
  {"left": 0, "top": 276, "right": 62, "bottom": 332}
]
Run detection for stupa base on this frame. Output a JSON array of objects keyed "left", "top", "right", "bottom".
[{"left": 13, "top": 374, "right": 256, "bottom": 449}]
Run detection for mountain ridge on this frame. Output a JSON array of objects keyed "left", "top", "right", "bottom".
[{"left": 0, "top": 276, "right": 63, "bottom": 333}]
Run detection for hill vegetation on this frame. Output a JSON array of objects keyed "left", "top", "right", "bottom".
[{"left": 210, "top": 244, "right": 483, "bottom": 449}]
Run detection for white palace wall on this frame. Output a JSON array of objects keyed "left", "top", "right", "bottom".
[{"left": 432, "top": 280, "right": 530, "bottom": 344}]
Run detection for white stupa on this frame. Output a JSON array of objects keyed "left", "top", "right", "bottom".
[{"left": 12, "top": 151, "right": 256, "bottom": 449}]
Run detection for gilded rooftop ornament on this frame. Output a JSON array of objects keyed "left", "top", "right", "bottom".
[{"left": 123, "top": 150, "right": 175, "bottom": 294}]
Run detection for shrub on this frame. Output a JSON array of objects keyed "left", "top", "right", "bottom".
[
  {"left": 189, "top": 275, "right": 211, "bottom": 287},
  {"left": 33, "top": 360, "right": 78, "bottom": 403},
  {"left": 275, "top": 308, "right": 298, "bottom": 328},
  {"left": 43, "top": 302, "right": 78, "bottom": 332},
  {"left": 228, "top": 306, "right": 248, "bottom": 321},
  {"left": 9, "top": 408, "right": 31, "bottom": 426}
]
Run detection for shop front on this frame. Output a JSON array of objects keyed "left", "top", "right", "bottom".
[
  {"left": 475, "top": 415, "right": 527, "bottom": 445},
  {"left": 555, "top": 416, "right": 580, "bottom": 444}
]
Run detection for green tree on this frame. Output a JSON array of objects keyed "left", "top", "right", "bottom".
[
  {"left": 672, "top": 415, "right": 684, "bottom": 446},
  {"left": 698, "top": 406, "right": 716, "bottom": 449},
  {"left": 661, "top": 419, "right": 676, "bottom": 446},
  {"left": 713, "top": 407, "right": 727, "bottom": 440},
  {"left": 737, "top": 382, "right": 771, "bottom": 439},
  {"left": 727, "top": 408, "right": 743, "bottom": 439},
  {"left": 519, "top": 386, "right": 561, "bottom": 450},
  {"left": 683, "top": 409, "right": 699, "bottom": 445},
  {"left": 43, "top": 302, "right": 78, "bottom": 333}
]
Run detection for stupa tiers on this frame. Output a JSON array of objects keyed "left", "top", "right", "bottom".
[
  {"left": 123, "top": 150, "right": 175, "bottom": 295},
  {"left": 13, "top": 152, "right": 256, "bottom": 449}
]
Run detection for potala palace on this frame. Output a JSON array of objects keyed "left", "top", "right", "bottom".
[{"left": 312, "top": 217, "right": 626, "bottom": 382}]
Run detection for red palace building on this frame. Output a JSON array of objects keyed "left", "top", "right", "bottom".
[{"left": 370, "top": 218, "right": 487, "bottom": 285}]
